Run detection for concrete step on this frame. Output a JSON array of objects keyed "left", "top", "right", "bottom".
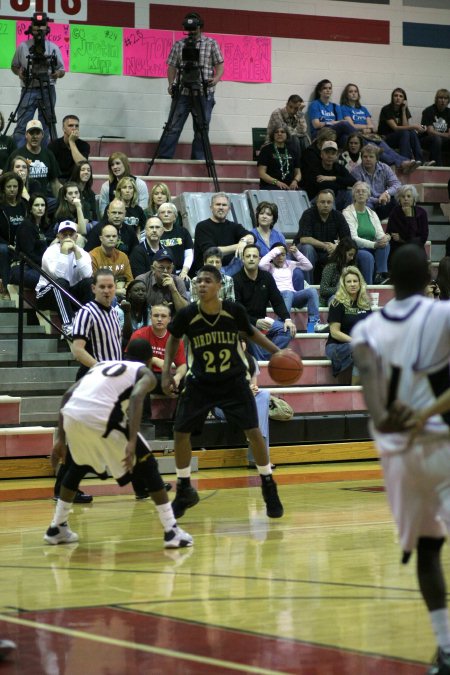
[
  {"left": 291, "top": 334, "right": 327, "bottom": 359},
  {"left": 259, "top": 360, "right": 334, "bottom": 386},
  {"left": 90, "top": 157, "right": 258, "bottom": 179},
  {"left": 86, "top": 139, "right": 254, "bottom": 161},
  {"left": 0, "top": 337, "right": 60, "bottom": 354},
  {"left": 0, "top": 325, "right": 45, "bottom": 335},
  {"left": 415, "top": 183, "right": 448, "bottom": 203},
  {"left": 0, "top": 352, "right": 73, "bottom": 366},
  {"left": 2, "top": 366, "right": 78, "bottom": 393},
  {"left": 0, "top": 426, "right": 55, "bottom": 457},
  {"left": 92, "top": 174, "right": 258, "bottom": 196},
  {"left": 0, "top": 396, "right": 21, "bottom": 424}
]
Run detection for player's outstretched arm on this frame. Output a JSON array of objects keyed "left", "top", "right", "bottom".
[
  {"left": 124, "top": 369, "right": 157, "bottom": 471},
  {"left": 162, "top": 335, "right": 182, "bottom": 395},
  {"left": 249, "top": 327, "right": 281, "bottom": 356}
]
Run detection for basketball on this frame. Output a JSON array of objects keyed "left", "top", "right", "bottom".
[{"left": 268, "top": 349, "right": 303, "bottom": 385}]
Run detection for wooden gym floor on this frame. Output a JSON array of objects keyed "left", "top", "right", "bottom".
[{"left": 0, "top": 461, "right": 438, "bottom": 674}]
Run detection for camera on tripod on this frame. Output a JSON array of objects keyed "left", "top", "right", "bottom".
[
  {"left": 180, "top": 16, "right": 202, "bottom": 89},
  {"left": 25, "top": 12, "right": 57, "bottom": 83}
]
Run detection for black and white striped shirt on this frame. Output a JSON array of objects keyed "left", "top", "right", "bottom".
[{"left": 73, "top": 301, "right": 122, "bottom": 362}]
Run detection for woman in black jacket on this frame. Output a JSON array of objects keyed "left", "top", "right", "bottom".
[{"left": 10, "top": 193, "right": 51, "bottom": 289}]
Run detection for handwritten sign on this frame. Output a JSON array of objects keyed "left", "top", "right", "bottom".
[
  {"left": 174, "top": 32, "right": 271, "bottom": 83},
  {"left": 0, "top": 20, "right": 16, "bottom": 69},
  {"left": 123, "top": 28, "right": 172, "bottom": 77},
  {"left": 70, "top": 25, "right": 122, "bottom": 75},
  {"left": 16, "top": 21, "right": 70, "bottom": 71}
]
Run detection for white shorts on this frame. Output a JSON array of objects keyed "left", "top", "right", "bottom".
[
  {"left": 381, "top": 435, "right": 450, "bottom": 553},
  {"left": 63, "top": 415, "right": 150, "bottom": 480}
]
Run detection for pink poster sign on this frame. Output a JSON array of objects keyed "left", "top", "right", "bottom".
[
  {"left": 123, "top": 28, "right": 173, "bottom": 77},
  {"left": 174, "top": 31, "right": 271, "bottom": 83},
  {"left": 16, "top": 21, "right": 70, "bottom": 72}
]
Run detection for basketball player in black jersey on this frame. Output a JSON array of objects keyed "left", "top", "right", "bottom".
[{"left": 162, "top": 265, "right": 284, "bottom": 519}]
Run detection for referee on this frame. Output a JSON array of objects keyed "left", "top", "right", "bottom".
[{"left": 53, "top": 269, "right": 122, "bottom": 501}]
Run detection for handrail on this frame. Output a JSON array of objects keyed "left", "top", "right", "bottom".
[
  {"left": 97, "top": 135, "right": 125, "bottom": 157},
  {"left": 15, "top": 253, "right": 84, "bottom": 368}
]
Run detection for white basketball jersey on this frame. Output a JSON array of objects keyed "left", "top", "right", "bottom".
[
  {"left": 63, "top": 361, "right": 144, "bottom": 433},
  {"left": 352, "top": 295, "right": 450, "bottom": 453}
]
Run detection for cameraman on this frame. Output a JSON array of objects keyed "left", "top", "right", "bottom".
[
  {"left": 158, "top": 11, "right": 224, "bottom": 160},
  {"left": 11, "top": 14, "right": 65, "bottom": 148}
]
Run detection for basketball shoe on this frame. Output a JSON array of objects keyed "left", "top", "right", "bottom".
[
  {"left": 428, "top": 648, "right": 450, "bottom": 675},
  {"left": 171, "top": 485, "right": 200, "bottom": 518},
  {"left": 44, "top": 522, "right": 79, "bottom": 545},
  {"left": 261, "top": 476, "right": 284, "bottom": 518},
  {"left": 164, "top": 525, "right": 193, "bottom": 549}
]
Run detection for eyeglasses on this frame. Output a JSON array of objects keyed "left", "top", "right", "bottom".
[{"left": 154, "top": 265, "right": 172, "bottom": 273}]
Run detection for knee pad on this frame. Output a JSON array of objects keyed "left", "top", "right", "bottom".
[
  {"left": 418, "top": 537, "right": 446, "bottom": 556},
  {"left": 132, "top": 436, "right": 165, "bottom": 493},
  {"left": 61, "top": 463, "right": 91, "bottom": 492}
]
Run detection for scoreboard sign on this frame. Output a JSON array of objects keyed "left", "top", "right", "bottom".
[{"left": 0, "top": 0, "right": 87, "bottom": 22}]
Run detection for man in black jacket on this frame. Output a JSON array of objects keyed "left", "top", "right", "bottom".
[
  {"left": 130, "top": 217, "right": 165, "bottom": 277},
  {"left": 233, "top": 244, "right": 296, "bottom": 360}
]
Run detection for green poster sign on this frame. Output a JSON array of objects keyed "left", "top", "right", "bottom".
[
  {"left": 0, "top": 20, "right": 16, "bottom": 69},
  {"left": 70, "top": 24, "right": 122, "bottom": 75}
]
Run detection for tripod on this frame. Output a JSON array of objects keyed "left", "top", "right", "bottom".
[
  {"left": 5, "top": 54, "right": 58, "bottom": 143},
  {"left": 147, "top": 76, "right": 220, "bottom": 192}
]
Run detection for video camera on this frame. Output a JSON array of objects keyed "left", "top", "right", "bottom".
[
  {"left": 24, "top": 12, "right": 57, "bottom": 81},
  {"left": 180, "top": 15, "right": 202, "bottom": 88}
]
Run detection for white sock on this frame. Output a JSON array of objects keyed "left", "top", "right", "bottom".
[
  {"left": 51, "top": 499, "right": 72, "bottom": 527},
  {"left": 257, "top": 463, "right": 272, "bottom": 477},
  {"left": 156, "top": 502, "right": 177, "bottom": 532},
  {"left": 431, "top": 609, "right": 450, "bottom": 652},
  {"left": 176, "top": 466, "right": 191, "bottom": 479}
]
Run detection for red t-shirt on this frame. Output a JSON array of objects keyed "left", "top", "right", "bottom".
[{"left": 129, "top": 326, "right": 186, "bottom": 373}]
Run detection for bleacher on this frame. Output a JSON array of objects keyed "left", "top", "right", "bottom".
[{"left": 1, "top": 140, "right": 449, "bottom": 483}]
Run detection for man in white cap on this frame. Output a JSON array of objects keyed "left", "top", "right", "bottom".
[
  {"left": 7, "top": 119, "right": 61, "bottom": 201},
  {"left": 301, "top": 139, "right": 356, "bottom": 210},
  {"left": 35, "top": 220, "right": 93, "bottom": 336}
]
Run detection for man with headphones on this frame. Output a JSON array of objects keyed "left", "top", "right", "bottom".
[
  {"left": 11, "top": 13, "right": 65, "bottom": 147},
  {"left": 157, "top": 11, "right": 224, "bottom": 160}
]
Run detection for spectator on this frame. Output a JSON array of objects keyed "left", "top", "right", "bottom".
[
  {"left": 157, "top": 11, "right": 224, "bottom": 160},
  {"left": 421, "top": 88, "right": 450, "bottom": 166},
  {"left": 0, "top": 111, "right": 16, "bottom": 174},
  {"left": 191, "top": 246, "right": 235, "bottom": 302},
  {"left": 130, "top": 304, "right": 187, "bottom": 394},
  {"left": 147, "top": 182, "right": 171, "bottom": 215},
  {"left": 7, "top": 120, "right": 62, "bottom": 201},
  {"left": 266, "top": 94, "right": 310, "bottom": 161},
  {"left": 339, "top": 84, "right": 419, "bottom": 173},
  {"left": 110, "top": 176, "right": 146, "bottom": 240},
  {"left": 257, "top": 125, "right": 301, "bottom": 190},
  {"left": 35, "top": 220, "right": 93, "bottom": 336},
  {"left": 136, "top": 249, "right": 189, "bottom": 315},
  {"left": 259, "top": 243, "right": 328, "bottom": 332},
  {"left": 301, "top": 127, "right": 337, "bottom": 177},
  {"left": 325, "top": 266, "right": 371, "bottom": 385},
  {"left": 9, "top": 155, "right": 39, "bottom": 202},
  {"left": 319, "top": 237, "right": 358, "bottom": 306},
  {"left": 157, "top": 202, "right": 193, "bottom": 279},
  {"left": 0, "top": 171, "right": 27, "bottom": 297},
  {"left": 435, "top": 256, "right": 450, "bottom": 300},
  {"left": 99, "top": 152, "right": 148, "bottom": 215},
  {"left": 11, "top": 17, "right": 65, "bottom": 147},
  {"left": 117, "top": 279, "right": 151, "bottom": 345},
  {"left": 192, "top": 192, "right": 254, "bottom": 274},
  {"left": 10, "top": 193, "right": 51, "bottom": 288},
  {"left": 54, "top": 182, "right": 87, "bottom": 238},
  {"left": 48, "top": 115, "right": 90, "bottom": 182},
  {"left": 308, "top": 79, "right": 353, "bottom": 146},
  {"left": 340, "top": 133, "right": 364, "bottom": 173},
  {"left": 85, "top": 199, "right": 139, "bottom": 256},
  {"left": 351, "top": 144, "right": 401, "bottom": 219},
  {"left": 89, "top": 224, "right": 133, "bottom": 300},
  {"left": 378, "top": 88, "right": 426, "bottom": 164},
  {"left": 70, "top": 160, "right": 97, "bottom": 226},
  {"left": 233, "top": 244, "right": 296, "bottom": 360},
  {"left": 129, "top": 216, "right": 165, "bottom": 278},
  {"left": 386, "top": 184, "right": 429, "bottom": 258},
  {"left": 294, "top": 189, "right": 372, "bottom": 284},
  {"left": 250, "top": 201, "right": 286, "bottom": 258},
  {"left": 301, "top": 139, "right": 355, "bottom": 210},
  {"left": 343, "top": 181, "right": 391, "bottom": 284}
]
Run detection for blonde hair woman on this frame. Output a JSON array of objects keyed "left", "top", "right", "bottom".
[
  {"left": 99, "top": 151, "right": 148, "bottom": 215},
  {"left": 325, "top": 265, "right": 371, "bottom": 384}
]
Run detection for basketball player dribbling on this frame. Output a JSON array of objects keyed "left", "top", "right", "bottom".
[
  {"left": 162, "top": 265, "right": 284, "bottom": 519},
  {"left": 353, "top": 245, "right": 450, "bottom": 675}
]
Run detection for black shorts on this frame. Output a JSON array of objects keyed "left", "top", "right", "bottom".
[{"left": 173, "top": 376, "right": 258, "bottom": 434}]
